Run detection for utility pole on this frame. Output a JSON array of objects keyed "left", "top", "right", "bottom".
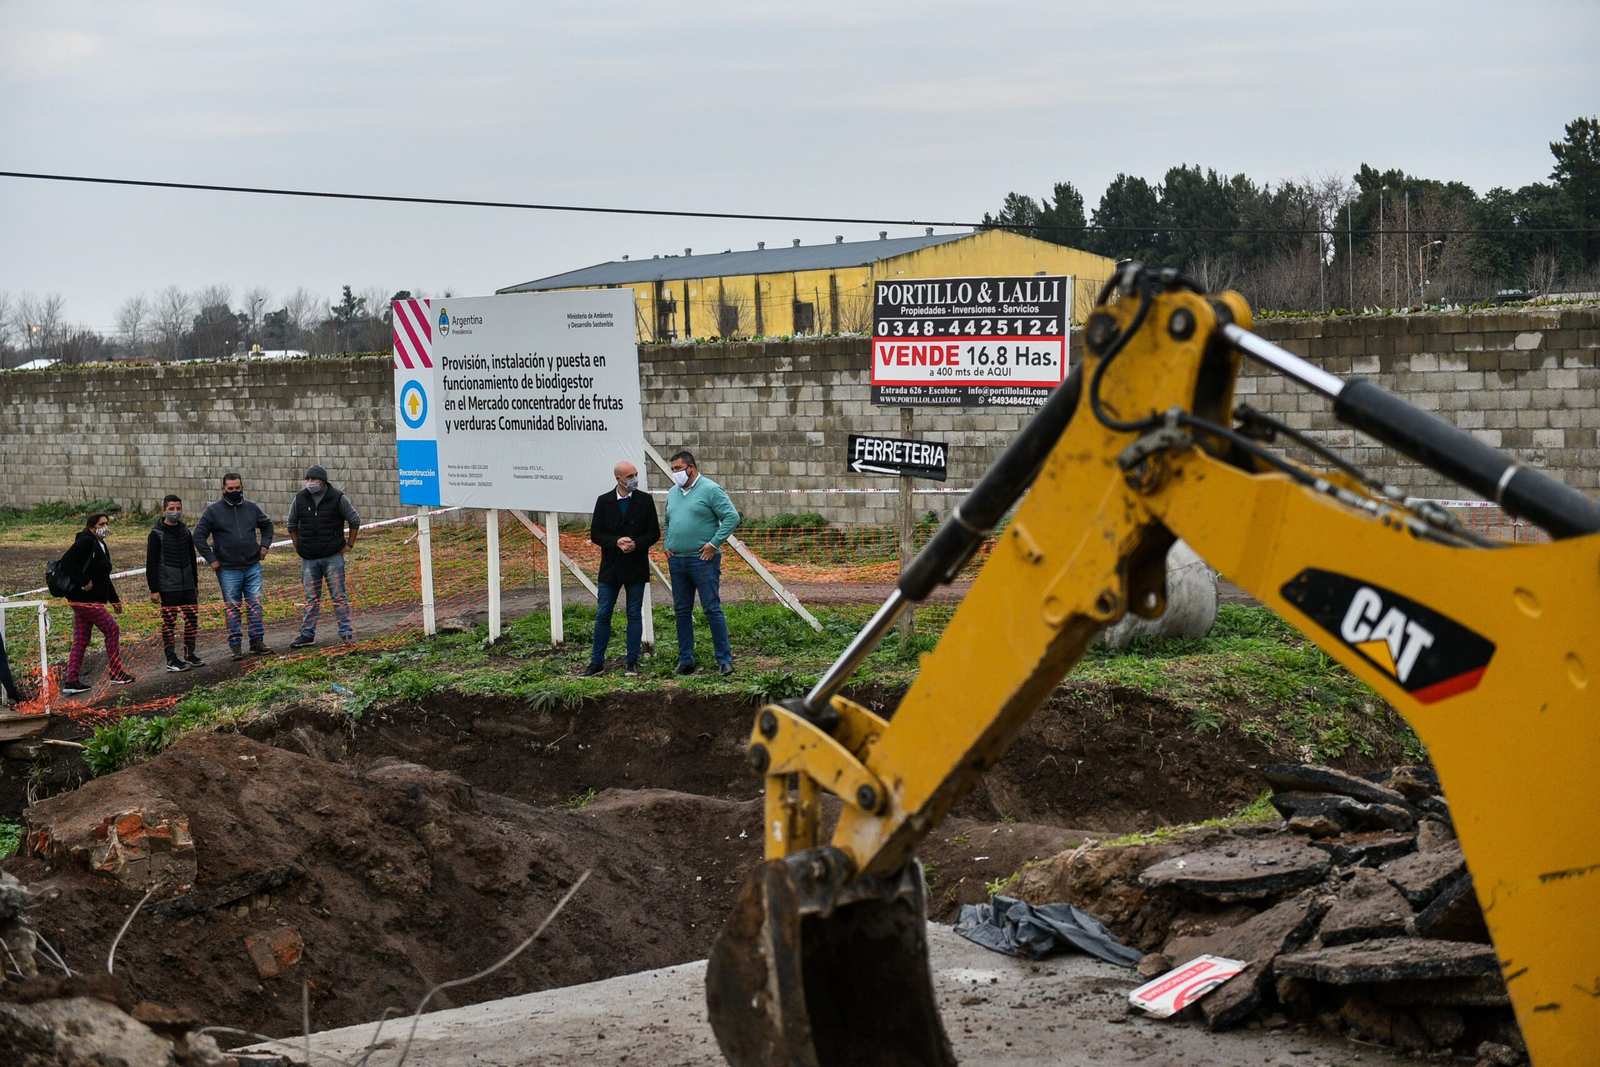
[
  {"left": 1347, "top": 202, "right": 1355, "bottom": 308},
  {"left": 1405, "top": 191, "right": 1412, "bottom": 304},
  {"left": 1378, "top": 186, "right": 1387, "bottom": 308}
]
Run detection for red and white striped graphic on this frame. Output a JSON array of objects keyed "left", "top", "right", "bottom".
[{"left": 392, "top": 298, "right": 433, "bottom": 369}]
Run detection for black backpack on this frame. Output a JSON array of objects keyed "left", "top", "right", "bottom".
[{"left": 45, "top": 551, "right": 87, "bottom": 598}]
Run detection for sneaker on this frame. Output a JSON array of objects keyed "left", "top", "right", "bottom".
[
  {"left": 230, "top": 646, "right": 245, "bottom": 661},
  {"left": 185, "top": 652, "right": 204, "bottom": 667},
  {"left": 340, "top": 634, "right": 356, "bottom": 645},
  {"left": 675, "top": 662, "right": 697, "bottom": 676},
  {"left": 61, "top": 681, "right": 91, "bottom": 696},
  {"left": 289, "top": 636, "right": 315, "bottom": 650},
  {"left": 624, "top": 663, "right": 639, "bottom": 677},
  {"left": 108, "top": 672, "right": 136, "bottom": 685},
  {"left": 719, "top": 663, "right": 734, "bottom": 677},
  {"left": 582, "top": 662, "right": 605, "bottom": 677},
  {"left": 249, "top": 641, "right": 273, "bottom": 656},
  {"left": 164, "top": 654, "right": 188, "bottom": 673}
]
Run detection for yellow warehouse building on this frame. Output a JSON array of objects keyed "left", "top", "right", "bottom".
[{"left": 498, "top": 229, "right": 1115, "bottom": 342}]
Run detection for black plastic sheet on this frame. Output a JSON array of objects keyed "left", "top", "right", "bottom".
[{"left": 954, "top": 894, "right": 1140, "bottom": 967}]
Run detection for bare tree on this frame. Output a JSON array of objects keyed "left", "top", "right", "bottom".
[
  {"left": 1525, "top": 249, "right": 1562, "bottom": 295},
  {"left": 195, "top": 284, "right": 232, "bottom": 312},
  {"left": 360, "top": 285, "right": 391, "bottom": 320},
  {"left": 15, "top": 293, "right": 65, "bottom": 360},
  {"left": 0, "top": 290, "right": 12, "bottom": 366},
  {"left": 834, "top": 288, "right": 873, "bottom": 333},
  {"left": 241, "top": 287, "right": 270, "bottom": 345},
  {"left": 154, "top": 286, "right": 194, "bottom": 360},
  {"left": 116, "top": 294, "right": 149, "bottom": 356},
  {"left": 284, "top": 287, "right": 319, "bottom": 338}
]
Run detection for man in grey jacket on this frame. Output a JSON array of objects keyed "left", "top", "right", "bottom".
[
  {"left": 287, "top": 464, "right": 361, "bottom": 648},
  {"left": 192, "top": 472, "right": 274, "bottom": 660}
]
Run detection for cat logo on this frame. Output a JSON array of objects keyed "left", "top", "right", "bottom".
[
  {"left": 1281, "top": 569, "right": 1496, "bottom": 705},
  {"left": 1339, "top": 587, "right": 1434, "bottom": 684}
]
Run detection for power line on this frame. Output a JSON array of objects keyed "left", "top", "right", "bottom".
[{"left": 2, "top": 169, "right": 1596, "bottom": 238}]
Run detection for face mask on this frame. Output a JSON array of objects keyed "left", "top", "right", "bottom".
[
  {"left": 305, "top": 481, "right": 322, "bottom": 493},
  {"left": 93, "top": 525, "right": 109, "bottom": 539},
  {"left": 223, "top": 490, "right": 244, "bottom": 504},
  {"left": 165, "top": 510, "right": 182, "bottom": 523},
  {"left": 670, "top": 469, "right": 690, "bottom": 488},
  {"left": 622, "top": 475, "right": 639, "bottom": 491}
]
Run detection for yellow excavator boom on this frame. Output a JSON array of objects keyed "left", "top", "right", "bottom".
[{"left": 706, "top": 266, "right": 1600, "bottom": 1066}]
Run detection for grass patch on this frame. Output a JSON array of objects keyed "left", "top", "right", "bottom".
[
  {"left": 0, "top": 499, "right": 127, "bottom": 534},
  {"left": 0, "top": 818, "right": 22, "bottom": 859},
  {"left": 79, "top": 603, "right": 1416, "bottom": 776},
  {"left": 1100, "top": 790, "right": 1281, "bottom": 847},
  {"left": 1076, "top": 604, "right": 1413, "bottom": 764}
]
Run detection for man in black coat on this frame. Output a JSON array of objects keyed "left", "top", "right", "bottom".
[
  {"left": 146, "top": 494, "right": 203, "bottom": 672},
  {"left": 585, "top": 460, "right": 660, "bottom": 676}
]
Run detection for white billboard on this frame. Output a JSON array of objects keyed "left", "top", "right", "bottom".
[{"left": 391, "top": 290, "right": 645, "bottom": 512}]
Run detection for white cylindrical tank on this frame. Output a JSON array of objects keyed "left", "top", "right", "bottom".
[{"left": 1097, "top": 540, "right": 1218, "bottom": 650}]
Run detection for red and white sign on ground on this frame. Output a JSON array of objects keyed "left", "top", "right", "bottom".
[
  {"left": 870, "top": 276, "right": 1071, "bottom": 408},
  {"left": 1128, "top": 955, "right": 1245, "bottom": 1018}
]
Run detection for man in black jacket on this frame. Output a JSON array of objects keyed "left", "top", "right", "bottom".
[
  {"left": 146, "top": 494, "right": 203, "bottom": 672},
  {"left": 287, "top": 464, "right": 361, "bottom": 648},
  {"left": 193, "top": 473, "right": 274, "bottom": 660},
  {"left": 585, "top": 460, "right": 660, "bottom": 676}
]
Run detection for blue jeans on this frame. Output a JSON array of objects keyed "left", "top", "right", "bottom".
[
  {"left": 217, "top": 563, "right": 265, "bottom": 648},
  {"left": 590, "top": 580, "right": 645, "bottom": 667},
  {"left": 669, "top": 552, "right": 731, "bottom": 669},
  {"left": 299, "top": 554, "right": 353, "bottom": 640}
]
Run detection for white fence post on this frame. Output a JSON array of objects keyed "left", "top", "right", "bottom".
[
  {"left": 546, "top": 512, "right": 563, "bottom": 645},
  {"left": 487, "top": 508, "right": 501, "bottom": 643},
  {"left": 417, "top": 507, "right": 436, "bottom": 636}
]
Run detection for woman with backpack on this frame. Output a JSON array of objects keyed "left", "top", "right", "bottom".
[{"left": 59, "top": 512, "right": 134, "bottom": 695}]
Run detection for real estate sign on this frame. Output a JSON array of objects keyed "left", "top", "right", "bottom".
[
  {"left": 391, "top": 290, "right": 644, "bottom": 512},
  {"left": 870, "top": 276, "right": 1071, "bottom": 407}
]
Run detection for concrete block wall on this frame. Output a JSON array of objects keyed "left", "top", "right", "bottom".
[
  {"left": 1, "top": 306, "right": 1595, "bottom": 526},
  {"left": 1246, "top": 306, "right": 1600, "bottom": 500},
  {"left": 0, "top": 357, "right": 399, "bottom": 524}
]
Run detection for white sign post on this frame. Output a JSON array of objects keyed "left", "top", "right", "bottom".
[{"left": 392, "top": 291, "right": 645, "bottom": 646}]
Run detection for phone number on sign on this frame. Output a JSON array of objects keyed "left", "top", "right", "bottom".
[{"left": 873, "top": 339, "right": 1065, "bottom": 383}]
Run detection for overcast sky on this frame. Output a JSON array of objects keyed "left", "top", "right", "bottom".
[{"left": 2, "top": 0, "right": 1596, "bottom": 334}]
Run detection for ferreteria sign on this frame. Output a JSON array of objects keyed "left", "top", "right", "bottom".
[
  {"left": 846, "top": 433, "right": 949, "bottom": 481},
  {"left": 870, "top": 275, "right": 1071, "bottom": 408},
  {"left": 391, "top": 290, "right": 645, "bottom": 512}
]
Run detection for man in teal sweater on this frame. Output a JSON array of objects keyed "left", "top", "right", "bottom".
[{"left": 664, "top": 450, "right": 741, "bottom": 675}]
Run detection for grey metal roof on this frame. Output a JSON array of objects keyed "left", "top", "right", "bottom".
[{"left": 497, "top": 232, "right": 972, "bottom": 292}]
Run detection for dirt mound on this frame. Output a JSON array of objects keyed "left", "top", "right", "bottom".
[
  {"left": 246, "top": 683, "right": 1402, "bottom": 835},
  {"left": 246, "top": 692, "right": 763, "bottom": 811},
  {"left": 2, "top": 733, "right": 760, "bottom": 1039}
]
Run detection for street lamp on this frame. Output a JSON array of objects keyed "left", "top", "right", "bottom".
[{"left": 1418, "top": 240, "right": 1444, "bottom": 304}]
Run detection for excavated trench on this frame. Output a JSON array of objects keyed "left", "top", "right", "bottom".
[{"left": 2, "top": 684, "right": 1405, "bottom": 1039}]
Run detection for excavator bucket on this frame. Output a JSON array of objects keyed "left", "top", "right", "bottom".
[{"left": 705, "top": 848, "right": 956, "bottom": 1067}]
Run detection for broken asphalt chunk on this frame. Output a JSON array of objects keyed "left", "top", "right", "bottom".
[
  {"left": 1138, "top": 837, "right": 1331, "bottom": 902},
  {"left": 1414, "top": 873, "right": 1489, "bottom": 943},
  {"left": 1270, "top": 792, "right": 1415, "bottom": 832},
  {"left": 1275, "top": 937, "right": 1498, "bottom": 985},
  {"left": 1307, "top": 830, "right": 1417, "bottom": 868},
  {"left": 1381, "top": 843, "right": 1466, "bottom": 908},
  {"left": 1263, "top": 764, "right": 1413, "bottom": 809},
  {"left": 1316, "top": 869, "right": 1412, "bottom": 946}
]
